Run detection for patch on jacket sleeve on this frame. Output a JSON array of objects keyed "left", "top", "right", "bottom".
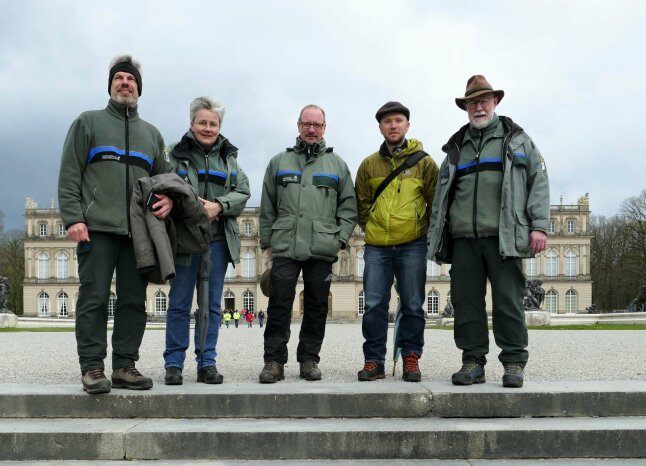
[{"left": 538, "top": 155, "right": 547, "bottom": 175}]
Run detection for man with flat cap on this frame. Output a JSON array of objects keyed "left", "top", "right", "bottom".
[
  {"left": 58, "top": 54, "right": 172, "bottom": 394},
  {"left": 355, "top": 102, "right": 439, "bottom": 382},
  {"left": 427, "top": 75, "right": 550, "bottom": 388}
]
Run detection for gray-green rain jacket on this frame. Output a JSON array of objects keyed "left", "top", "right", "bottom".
[
  {"left": 427, "top": 116, "right": 550, "bottom": 262},
  {"left": 259, "top": 138, "right": 358, "bottom": 262}
]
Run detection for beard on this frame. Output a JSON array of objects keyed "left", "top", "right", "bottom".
[{"left": 113, "top": 93, "right": 138, "bottom": 107}]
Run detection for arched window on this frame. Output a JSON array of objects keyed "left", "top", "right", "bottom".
[
  {"left": 565, "top": 250, "right": 577, "bottom": 277},
  {"left": 357, "top": 290, "right": 365, "bottom": 315},
  {"left": 242, "top": 251, "right": 255, "bottom": 279},
  {"left": 37, "top": 253, "right": 49, "bottom": 280},
  {"left": 427, "top": 261, "right": 439, "bottom": 278},
  {"left": 225, "top": 263, "right": 235, "bottom": 279},
  {"left": 38, "top": 292, "right": 50, "bottom": 317},
  {"left": 427, "top": 290, "right": 439, "bottom": 315},
  {"left": 108, "top": 292, "right": 117, "bottom": 317},
  {"left": 154, "top": 291, "right": 167, "bottom": 316},
  {"left": 546, "top": 290, "right": 558, "bottom": 314},
  {"left": 223, "top": 290, "right": 235, "bottom": 311},
  {"left": 525, "top": 257, "right": 538, "bottom": 277},
  {"left": 56, "top": 251, "right": 69, "bottom": 280},
  {"left": 57, "top": 292, "right": 69, "bottom": 317},
  {"left": 545, "top": 249, "right": 558, "bottom": 277},
  {"left": 565, "top": 289, "right": 578, "bottom": 313},
  {"left": 243, "top": 290, "right": 255, "bottom": 313},
  {"left": 356, "top": 250, "right": 364, "bottom": 278}
]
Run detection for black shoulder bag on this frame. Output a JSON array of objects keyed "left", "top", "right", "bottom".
[{"left": 372, "top": 150, "right": 428, "bottom": 202}]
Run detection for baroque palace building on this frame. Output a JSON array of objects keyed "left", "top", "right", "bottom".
[{"left": 22, "top": 195, "right": 592, "bottom": 319}]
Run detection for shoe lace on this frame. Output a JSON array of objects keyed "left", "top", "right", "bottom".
[
  {"left": 403, "top": 353, "right": 420, "bottom": 372},
  {"left": 505, "top": 364, "right": 523, "bottom": 374},
  {"left": 302, "top": 361, "right": 317, "bottom": 370},
  {"left": 363, "top": 362, "right": 379, "bottom": 371},
  {"left": 265, "top": 361, "right": 280, "bottom": 370},
  {"left": 86, "top": 369, "right": 106, "bottom": 381},
  {"left": 123, "top": 366, "right": 143, "bottom": 377},
  {"left": 461, "top": 361, "right": 481, "bottom": 372}
]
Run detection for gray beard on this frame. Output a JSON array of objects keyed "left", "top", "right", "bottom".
[{"left": 113, "top": 94, "right": 138, "bottom": 108}]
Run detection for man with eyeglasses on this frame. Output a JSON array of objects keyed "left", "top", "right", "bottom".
[
  {"left": 427, "top": 75, "right": 550, "bottom": 388},
  {"left": 258, "top": 104, "right": 357, "bottom": 383},
  {"left": 355, "top": 101, "right": 439, "bottom": 382}
]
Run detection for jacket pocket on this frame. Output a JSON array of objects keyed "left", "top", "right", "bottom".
[
  {"left": 514, "top": 211, "right": 530, "bottom": 253},
  {"left": 270, "top": 215, "right": 295, "bottom": 253},
  {"left": 310, "top": 219, "right": 341, "bottom": 257}
]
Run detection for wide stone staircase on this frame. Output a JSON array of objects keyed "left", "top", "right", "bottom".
[{"left": 1, "top": 381, "right": 646, "bottom": 461}]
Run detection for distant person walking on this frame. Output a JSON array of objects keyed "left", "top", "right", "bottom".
[
  {"left": 233, "top": 310, "right": 240, "bottom": 328},
  {"left": 223, "top": 311, "right": 232, "bottom": 328},
  {"left": 258, "top": 310, "right": 265, "bottom": 328},
  {"left": 246, "top": 311, "right": 254, "bottom": 328}
]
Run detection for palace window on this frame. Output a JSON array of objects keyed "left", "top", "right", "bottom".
[
  {"left": 58, "top": 224, "right": 66, "bottom": 237},
  {"left": 57, "top": 292, "right": 69, "bottom": 317},
  {"left": 565, "top": 250, "right": 577, "bottom": 277},
  {"left": 356, "top": 250, "right": 364, "bottom": 278},
  {"left": 56, "top": 252, "right": 69, "bottom": 280},
  {"left": 108, "top": 292, "right": 117, "bottom": 317},
  {"left": 565, "top": 289, "right": 578, "bottom": 313},
  {"left": 358, "top": 291, "right": 365, "bottom": 315},
  {"left": 37, "top": 253, "right": 49, "bottom": 280},
  {"left": 243, "top": 290, "right": 255, "bottom": 313},
  {"left": 545, "top": 290, "right": 558, "bottom": 314},
  {"left": 225, "top": 263, "right": 235, "bottom": 279},
  {"left": 525, "top": 257, "right": 538, "bottom": 277},
  {"left": 545, "top": 250, "right": 558, "bottom": 277},
  {"left": 154, "top": 291, "right": 167, "bottom": 317},
  {"left": 427, "top": 290, "right": 439, "bottom": 316},
  {"left": 242, "top": 251, "right": 255, "bottom": 279},
  {"left": 243, "top": 221, "right": 254, "bottom": 236},
  {"left": 38, "top": 292, "right": 50, "bottom": 317},
  {"left": 567, "top": 219, "right": 576, "bottom": 234},
  {"left": 427, "top": 260, "right": 440, "bottom": 278},
  {"left": 548, "top": 219, "right": 556, "bottom": 234},
  {"left": 39, "top": 223, "right": 48, "bottom": 237}
]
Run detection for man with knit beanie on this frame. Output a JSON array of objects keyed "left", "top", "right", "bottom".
[
  {"left": 427, "top": 75, "right": 550, "bottom": 388},
  {"left": 355, "top": 102, "right": 439, "bottom": 382},
  {"left": 58, "top": 54, "right": 172, "bottom": 394}
]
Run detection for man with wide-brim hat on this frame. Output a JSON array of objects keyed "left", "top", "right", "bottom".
[{"left": 427, "top": 74, "right": 550, "bottom": 389}]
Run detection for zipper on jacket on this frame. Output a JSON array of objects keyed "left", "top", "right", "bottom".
[
  {"left": 203, "top": 154, "right": 210, "bottom": 199},
  {"left": 472, "top": 130, "right": 483, "bottom": 238},
  {"left": 125, "top": 106, "right": 132, "bottom": 238}
]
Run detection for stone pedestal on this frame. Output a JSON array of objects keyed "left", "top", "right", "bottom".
[
  {"left": 0, "top": 313, "right": 18, "bottom": 328},
  {"left": 525, "top": 310, "right": 551, "bottom": 326}
]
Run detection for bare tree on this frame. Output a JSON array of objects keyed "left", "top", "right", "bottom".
[
  {"left": 0, "top": 231, "right": 24, "bottom": 314},
  {"left": 620, "top": 189, "right": 646, "bottom": 288}
]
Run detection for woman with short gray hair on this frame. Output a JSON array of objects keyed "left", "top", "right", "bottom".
[{"left": 163, "top": 96, "right": 250, "bottom": 385}]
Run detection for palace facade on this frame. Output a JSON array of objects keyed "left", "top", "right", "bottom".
[{"left": 22, "top": 195, "right": 592, "bottom": 319}]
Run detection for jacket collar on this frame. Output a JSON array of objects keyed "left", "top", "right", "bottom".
[
  {"left": 172, "top": 132, "right": 238, "bottom": 163},
  {"left": 293, "top": 137, "right": 327, "bottom": 159},
  {"left": 106, "top": 99, "right": 139, "bottom": 122}
]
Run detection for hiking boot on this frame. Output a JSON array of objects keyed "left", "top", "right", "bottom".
[
  {"left": 259, "top": 361, "right": 284, "bottom": 384},
  {"left": 164, "top": 367, "right": 183, "bottom": 385},
  {"left": 502, "top": 363, "right": 525, "bottom": 388},
  {"left": 452, "top": 361, "right": 486, "bottom": 385},
  {"left": 402, "top": 352, "right": 422, "bottom": 382},
  {"left": 197, "top": 366, "right": 224, "bottom": 384},
  {"left": 81, "top": 368, "right": 111, "bottom": 394},
  {"left": 111, "top": 366, "right": 153, "bottom": 390},
  {"left": 299, "top": 360, "right": 322, "bottom": 381},
  {"left": 357, "top": 362, "right": 385, "bottom": 381}
]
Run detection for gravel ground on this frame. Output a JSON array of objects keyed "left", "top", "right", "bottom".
[{"left": 1, "top": 323, "right": 644, "bottom": 385}]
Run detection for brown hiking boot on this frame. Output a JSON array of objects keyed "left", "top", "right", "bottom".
[
  {"left": 452, "top": 361, "right": 486, "bottom": 385},
  {"left": 299, "top": 360, "right": 322, "bottom": 381},
  {"left": 502, "top": 363, "right": 525, "bottom": 388},
  {"left": 259, "top": 361, "right": 285, "bottom": 384},
  {"left": 402, "top": 352, "right": 422, "bottom": 382},
  {"left": 81, "top": 368, "right": 111, "bottom": 394},
  {"left": 357, "top": 362, "right": 385, "bottom": 381},
  {"left": 111, "top": 366, "right": 153, "bottom": 390}
]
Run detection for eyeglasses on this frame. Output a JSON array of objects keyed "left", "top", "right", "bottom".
[
  {"left": 298, "top": 121, "right": 325, "bottom": 130},
  {"left": 465, "top": 97, "right": 493, "bottom": 109}
]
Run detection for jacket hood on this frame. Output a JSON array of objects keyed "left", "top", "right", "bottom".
[
  {"left": 293, "top": 137, "right": 328, "bottom": 157},
  {"left": 172, "top": 132, "right": 238, "bottom": 162},
  {"left": 378, "top": 138, "right": 423, "bottom": 160}
]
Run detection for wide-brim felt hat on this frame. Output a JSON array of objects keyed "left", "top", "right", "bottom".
[
  {"left": 260, "top": 267, "right": 272, "bottom": 298},
  {"left": 455, "top": 74, "right": 504, "bottom": 110}
]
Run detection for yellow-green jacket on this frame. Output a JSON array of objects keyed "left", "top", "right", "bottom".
[{"left": 355, "top": 139, "right": 439, "bottom": 246}]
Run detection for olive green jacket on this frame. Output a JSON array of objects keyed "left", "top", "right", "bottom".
[
  {"left": 259, "top": 138, "right": 358, "bottom": 262},
  {"left": 58, "top": 99, "right": 170, "bottom": 235},
  {"left": 428, "top": 116, "right": 550, "bottom": 262},
  {"left": 170, "top": 132, "right": 250, "bottom": 264}
]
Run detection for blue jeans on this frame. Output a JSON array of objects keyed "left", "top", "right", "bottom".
[
  {"left": 362, "top": 236, "right": 427, "bottom": 364},
  {"left": 164, "top": 240, "right": 228, "bottom": 369}
]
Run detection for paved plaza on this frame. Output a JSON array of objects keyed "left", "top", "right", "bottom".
[{"left": 1, "top": 323, "right": 644, "bottom": 385}]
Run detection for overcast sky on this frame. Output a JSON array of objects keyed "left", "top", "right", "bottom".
[{"left": 1, "top": 0, "right": 644, "bottom": 231}]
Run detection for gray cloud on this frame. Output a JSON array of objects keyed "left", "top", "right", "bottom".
[{"left": 1, "top": 0, "right": 644, "bottom": 230}]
